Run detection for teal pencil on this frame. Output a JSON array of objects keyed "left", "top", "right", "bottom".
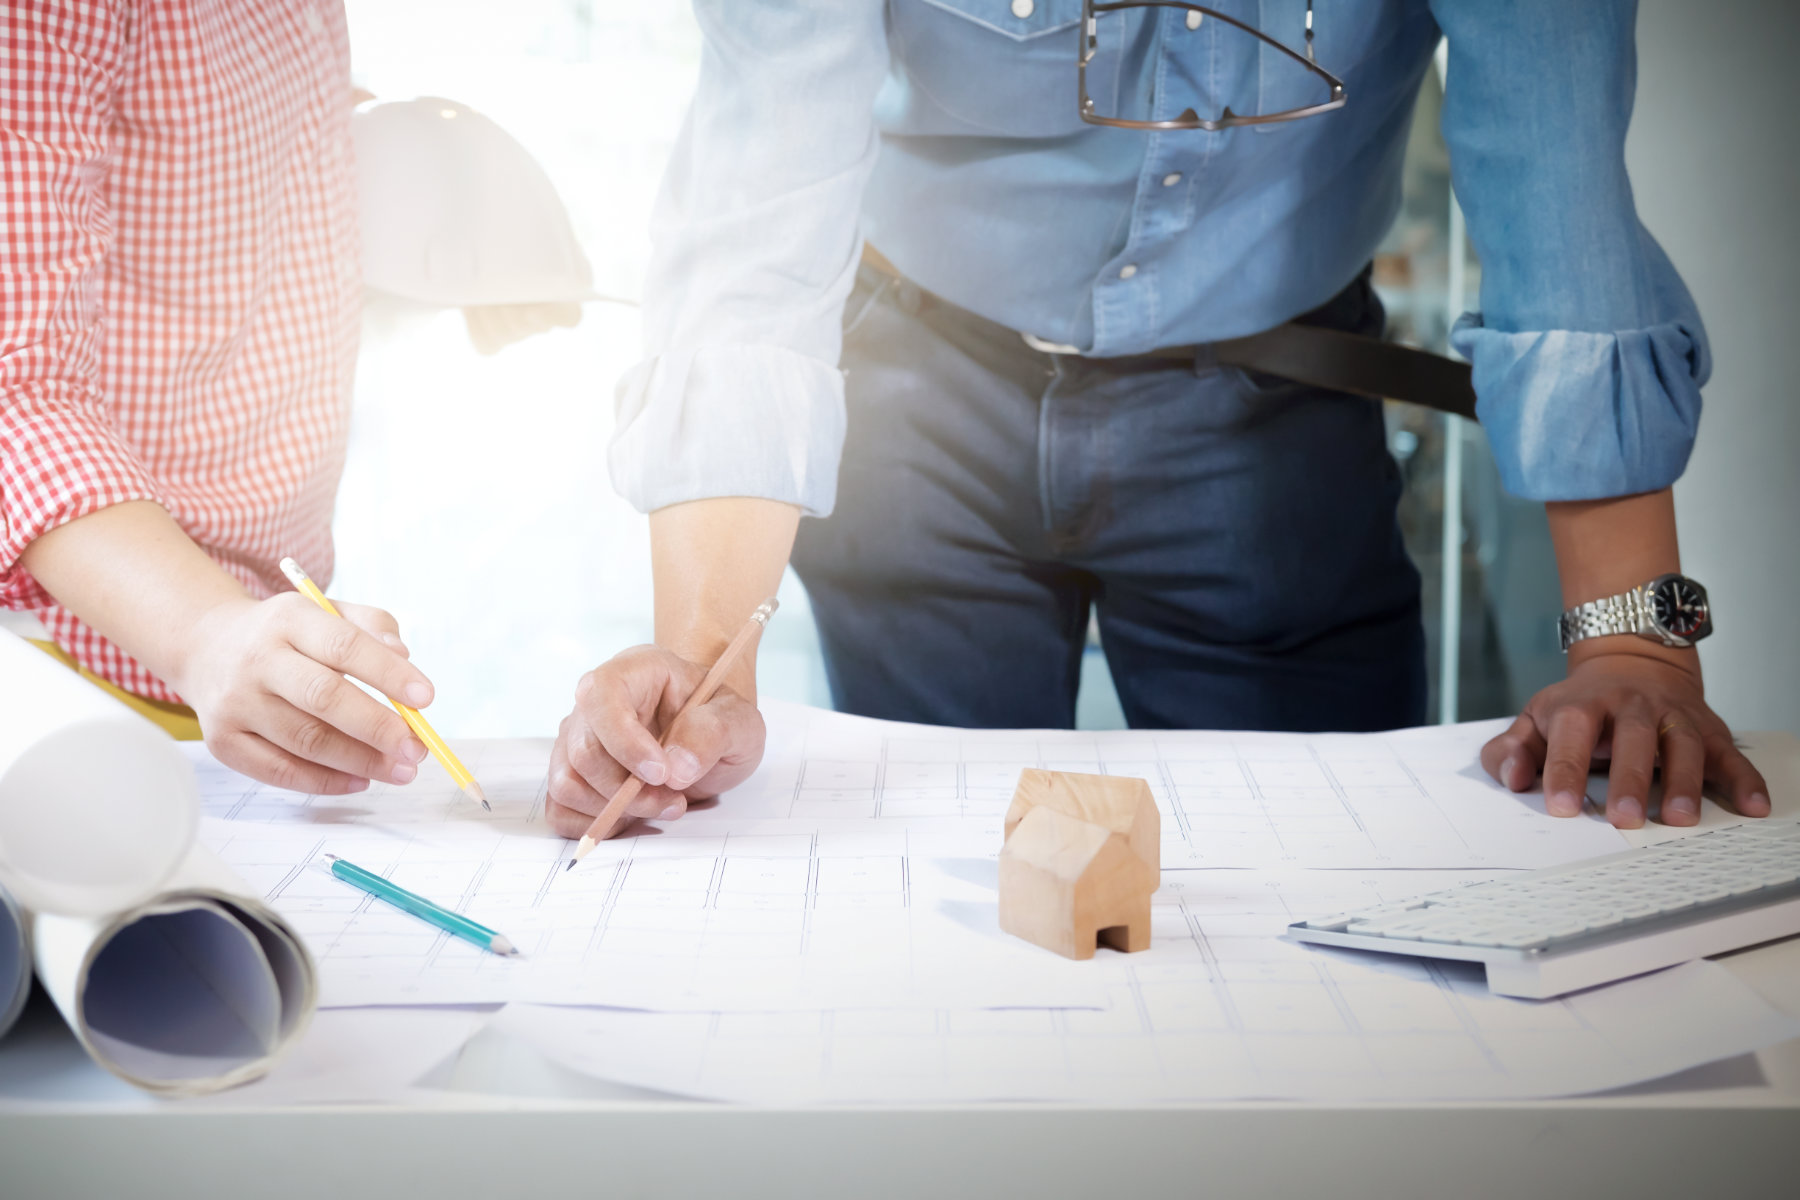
[{"left": 324, "top": 853, "right": 519, "bottom": 956}]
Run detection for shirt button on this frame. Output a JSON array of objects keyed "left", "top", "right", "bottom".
[
  {"left": 1012, "top": 0, "right": 1035, "bottom": 18},
  {"left": 1118, "top": 264, "right": 1138, "bottom": 280},
  {"left": 1186, "top": 10, "right": 1204, "bottom": 30},
  {"left": 1162, "top": 173, "right": 1182, "bottom": 187}
]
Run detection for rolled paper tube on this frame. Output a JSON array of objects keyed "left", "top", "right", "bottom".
[
  {"left": 0, "top": 883, "right": 28, "bottom": 1039},
  {"left": 0, "top": 632, "right": 198, "bottom": 916}
]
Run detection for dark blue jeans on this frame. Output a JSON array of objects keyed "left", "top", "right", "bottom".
[{"left": 790, "top": 265, "right": 1426, "bottom": 733}]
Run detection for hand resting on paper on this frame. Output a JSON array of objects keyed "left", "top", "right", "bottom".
[
  {"left": 1477, "top": 490, "right": 1770, "bottom": 832},
  {"left": 1481, "top": 647, "right": 1770, "bottom": 831},
  {"left": 545, "top": 644, "right": 765, "bottom": 839}
]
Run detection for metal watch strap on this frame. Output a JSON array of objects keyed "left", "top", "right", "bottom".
[{"left": 1558, "top": 587, "right": 1650, "bottom": 652}]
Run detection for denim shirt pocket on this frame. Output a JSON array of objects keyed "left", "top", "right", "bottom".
[
  {"left": 889, "top": 0, "right": 1088, "bottom": 136},
  {"left": 1251, "top": 0, "right": 1398, "bottom": 134},
  {"left": 913, "top": 0, "right": 1083, "bottom": 41}
]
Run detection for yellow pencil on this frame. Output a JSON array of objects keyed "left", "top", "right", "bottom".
[{"left": 277, "top": 557, "right": 488, "bottom": 810}]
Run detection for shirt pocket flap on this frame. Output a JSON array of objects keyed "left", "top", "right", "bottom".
[{"left": 915, "top": 0, "right": 1084, "bottom": 42}]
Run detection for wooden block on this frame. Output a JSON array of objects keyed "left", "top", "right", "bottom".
[{"left": 998, "top": 769, "right": 1159, "bottom": 960}]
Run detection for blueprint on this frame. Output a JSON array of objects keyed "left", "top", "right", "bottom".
[
  {"left": 700, "top": 703, "right": 1629, "bottom": 869},
  {"left": 191, "top": 702, "right": 1630, "bottom": 1013},
  {"left": 490, "top": 870, "right": 1800, "bottom": 1103}
]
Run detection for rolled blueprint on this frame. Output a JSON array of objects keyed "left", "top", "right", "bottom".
[
  {"left": 0, "top": 631, "right": 198, "bottom": 915},
  {"left": 31, "top": 842, "right": 317, "bottom": 1095},
  {"left": 0, "top": 882, "right": 28, "bottom": 1041}
]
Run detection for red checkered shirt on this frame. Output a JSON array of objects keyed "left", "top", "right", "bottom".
[{"left": 0, "top": 0, "right": 359, "bottom": 703}]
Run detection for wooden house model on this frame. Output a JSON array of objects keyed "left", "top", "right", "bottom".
[{"left": 998, "top": 768, "right": 1160, "bottom": 960}]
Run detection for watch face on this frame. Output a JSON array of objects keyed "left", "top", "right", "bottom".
[{"left": 1651, "top": 576, "right": 1709, "bottom": 638}]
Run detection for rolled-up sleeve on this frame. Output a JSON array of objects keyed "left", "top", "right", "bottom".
[
  {"left": 610, "top": 1, "right": 891, "bottom": 517},
  {"left": 0, "top": 1, "right": 162, "bottom": 608},
  {"left": 1434, "top": 0, "right": 1707, "bottom": 502}
]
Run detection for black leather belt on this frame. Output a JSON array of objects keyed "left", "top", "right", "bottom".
[
  {"left": 1179, "top": 323, "right": 1477, "bottom": 421},
  {"left": 862, "top": 245, "right": 1479, "bottom": 422}
]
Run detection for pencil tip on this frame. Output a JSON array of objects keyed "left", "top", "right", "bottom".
[
  {"left": 562, "top": 835, "right": 596, "bottom": 873},
  {"left": 463, "top": 781, "right": 490, "bottom": 811},
  {"left": 492, "top": 936, "right": 518, "bottom": 956}
]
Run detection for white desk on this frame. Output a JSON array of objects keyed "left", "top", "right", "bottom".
[
  {"left": 2, "top": 934, "right": 1797, "bottom": 1200},
  {"left": 7, "top": 730, "right": 1800, "bottom": 1199}
]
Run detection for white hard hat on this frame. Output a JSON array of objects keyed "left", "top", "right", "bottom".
[{"left": 354, "top": 96, "right": 612, "bottom": 307}]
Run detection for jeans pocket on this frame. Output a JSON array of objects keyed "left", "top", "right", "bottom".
[{"left": 1219, "top": 363, "right": 1305, "bottom": 400}]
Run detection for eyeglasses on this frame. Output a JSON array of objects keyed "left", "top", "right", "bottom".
[{"left": 1079, "top": 0, "right": 1347, "bottom": 131}]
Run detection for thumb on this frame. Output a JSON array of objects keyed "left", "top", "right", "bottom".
[{"left": 574, "top": 652, "right": 694, "bottom": 787}]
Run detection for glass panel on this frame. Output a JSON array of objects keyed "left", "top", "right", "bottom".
[{"left": 1371, "top": 66, "right": 1562, "bottom": 724}]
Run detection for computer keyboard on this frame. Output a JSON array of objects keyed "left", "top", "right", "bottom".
[{"left": 1286, "top": 819, "right": 1800, "bottom": 998}]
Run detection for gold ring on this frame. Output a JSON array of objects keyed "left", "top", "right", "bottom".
[{"left": 1658, "top": 719, "right": 1685, "bottom": 737}]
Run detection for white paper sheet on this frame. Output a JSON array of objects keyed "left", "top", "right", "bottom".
[
  {"left": 203, "top": 816, "right": 1110, "bottom": 1010},
  {"left": 192, "top": 704, "right": 1629, "bottom": 872},
  {"left": 715, "top": 704, "right": 1630, "bottom": 869},
  {"left": 184, "top": 703, "right": 1644, "bottom": 1012},
  {"left": 489, "top": 869, "right": 1800, "bottom": 1103},
  {"left": 195, "top": 1007, "right": 492, "bottom": 1107}
]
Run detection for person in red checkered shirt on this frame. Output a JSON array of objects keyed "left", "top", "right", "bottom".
[{"left": 0, "top": 2, "right": 435, "bottom": 796}]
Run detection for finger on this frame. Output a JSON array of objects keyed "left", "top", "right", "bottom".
[
  {"left": 562, "top": 709, "right": 634, "bottom": 797},
  {"left": 211, "top": 729, "right": 370, "bottom": 796},
  {"left": 1657, "top": 717, "right": 1707, "bottom": 826},
  {"left": 1540, "top": 704, "right": 1602, "bottom": 819},
  {"left": 563, "top": 711, "right": 687, "bottom": 817},
  {"left": 270, "top": 657, "right": 425, "bottom": 773},
  {"left": 676, "top": 691, "right": 767, "bottom": 798},
  {"left": 334, "top": 600, "right": 410, "bottom": 657},
  {"left": 261, "top": 695, "right": 418, "bottom": 786},
  {"left": 1602, "top": 706, "right": 1656, "bottom": 830},
  {"left": 286, "top": 602, "right": 434, "bottom": 709},
  {"left": 651, "top": 793, "right": 689, "bottom": 824},
  {"left": 546, "top": 720, "right": 680, "bottom": 837},
  {"left": 624, "top": 780, "right": 681, "bottom": 820},
  {"left": 1481, "top": 713, "right": 1548, "bottom": 792},
  {"left": 658, "top": 695, "right": 743, "bottom": 794},
  {"left": 574, "top": 654, "right": 700, "bottom": 787},
  {"left": 544, "top": 797, "right": 598, "bottom": 840},
  {"left": 1703, "top": 733, "right": 1773, "bottom": 819},
  {"left": 547, "top": 720, "right": 607, "bottom": 816},
  {"left": 669, "top": 694, "right": 766, "bottom": 798},
  {"left": 545, "top": 776, "right": 676, "bottom": 838}
]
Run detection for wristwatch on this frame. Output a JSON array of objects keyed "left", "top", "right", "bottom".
[{"left": 1558, "top": 573, "right": 1713, "bottom": 652}]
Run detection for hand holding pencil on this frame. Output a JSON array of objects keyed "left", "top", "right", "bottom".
[
  {"left": 548, "top": 599, "right": 778, "bottom": 860},
  {"left": 277, "top": 559, "right": 486, "bottom": 809}
]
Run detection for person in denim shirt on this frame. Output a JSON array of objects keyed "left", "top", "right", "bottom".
[{"left": 545, "top": 1, "right": 1769, "bottom": 839}]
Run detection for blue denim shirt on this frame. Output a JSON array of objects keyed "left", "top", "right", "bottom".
[{"left": 612, "top": 0, "right": 1706, "bottom": 516}]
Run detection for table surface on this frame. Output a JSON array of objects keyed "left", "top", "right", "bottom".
[
  {"left": 6, "top": 733, "right": 1800, "bottom": 1199},
  {"left": 2, "top": 935, "right": 1796, "bottom": 1200}
]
